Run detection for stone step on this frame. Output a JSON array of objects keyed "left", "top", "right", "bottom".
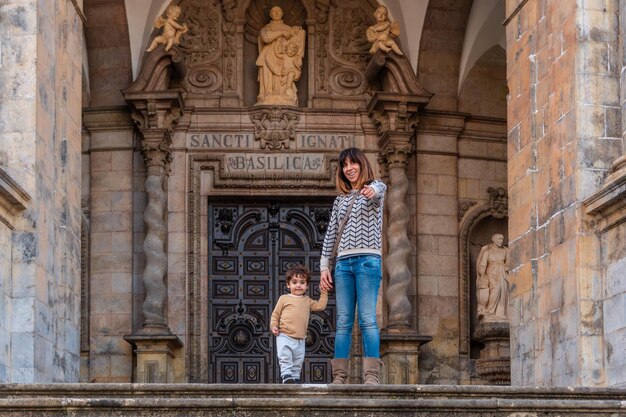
[{"left": 0, "top": 384, "right": 625, "bottom": 416}]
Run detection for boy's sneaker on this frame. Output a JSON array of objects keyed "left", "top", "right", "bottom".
[{"left": 282, "top": 377, "right": 296, "bottom": 384}]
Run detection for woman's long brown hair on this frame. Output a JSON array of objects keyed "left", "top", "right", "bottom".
[{"left": 336, "top": 147, "right": 375, "bottom": 194}]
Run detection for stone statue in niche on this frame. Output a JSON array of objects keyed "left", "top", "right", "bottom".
[
  {"left": 366, "top": 5, "right": 403, "bottom": 55},
  {"left": 476, "top": 233, "right": 509, "bottom": 322},
  {"left": 146, "top": 5, "right": 189, "bottom": 52},
  {"left": 256, "top": 6, "right": 306, "bottom": 106}
]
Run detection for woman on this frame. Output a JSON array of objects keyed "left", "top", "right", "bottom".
[{"left": 320, "top": 147, "right": 386, "bottom": 384}]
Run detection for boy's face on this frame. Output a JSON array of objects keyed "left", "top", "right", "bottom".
[{"left": 287, "top": 274, "right": 308, "bottom": 296}]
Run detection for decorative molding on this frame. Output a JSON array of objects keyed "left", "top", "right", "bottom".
[
  {"left": 249, "top": 107, "right": 301, "bottom": 150},
  {"left": 0, "top": 167, "right": 31, "bottom": 214},
  {"left": 188, "top": 153, "right": 338, "bottom": 188},
  {"left": 459, "top": 200, "right": 477, "bottom": 222},
  {"left": 487, "top": 187, "right": 508, "bottom": 218},
  {"left": 584, "top": 156, "right": 626, "bottom": 232},
  {"left": 82, "top": 106, "right": 136, "bottom": 133},
  {"left": 365, "top": 50, "right": 432, "bottom": 97},
  {"left": 80, "top": 208, "right": 90, "bottom": 353}
]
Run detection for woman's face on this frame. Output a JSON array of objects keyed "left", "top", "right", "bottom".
[
  {"left": 492, "top": 234, "right": 504, "bottom": 247},
  {"left": 342, "top": 157, "right": 361, "bottom": 188}
]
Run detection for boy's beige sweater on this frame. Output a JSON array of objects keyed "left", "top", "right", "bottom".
[{"left": 270, "top": 291, "right": 328, "bottom": 339}]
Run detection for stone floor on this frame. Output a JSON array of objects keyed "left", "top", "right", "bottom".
[{"left": 0, "top": 384, "right": 625, "bottom": 416}]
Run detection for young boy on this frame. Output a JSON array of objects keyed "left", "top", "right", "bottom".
[{"left": 271, "top": 264, "right": 328, "bottom": 384}]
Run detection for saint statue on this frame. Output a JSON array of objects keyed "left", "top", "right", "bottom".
[
  {"left": 476, "top": 233, "right": 510, "bottom": 322},
  {"left": 256, "top": 6, "right": 306, "bottom": 106},
  {"left": 366, "top": 5, "right": 403, "bottom": 55}
]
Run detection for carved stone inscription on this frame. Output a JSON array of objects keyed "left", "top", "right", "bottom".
[
  {"left": 187, "top": 133, "right": 355, "bottom": 150},
  {"left": 225, "top": 153, "right": 324, "bottom": 175}
]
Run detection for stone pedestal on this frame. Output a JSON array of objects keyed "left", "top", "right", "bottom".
[
  {"left": 124, "top": 333, "right": 182, "bottom": 383},
  {"left": 380, "top": 333, "right": 432, "bottom": 384},
  {"left": 474, "top": 321, "right": 510, "bottom": 385}
]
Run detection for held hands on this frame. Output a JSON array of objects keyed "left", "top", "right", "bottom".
[
  {"left": 272, "top": 326, "right": 279, "bottom": 336},
  {"left": 320, "top": 270, "right": 333, "bottom": 291}
]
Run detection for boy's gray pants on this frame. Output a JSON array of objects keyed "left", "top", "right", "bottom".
[{"left": 276, "top": 333, "right": 305, "bottom": 380}]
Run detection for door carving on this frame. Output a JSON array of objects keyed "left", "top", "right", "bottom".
[{"left": 208, "top": 200, "right": 335, "bottom": 383}]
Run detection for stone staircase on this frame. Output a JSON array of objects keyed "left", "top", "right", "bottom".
[{"left": 0, "top": 383, "right": 625, "bottom": 416}]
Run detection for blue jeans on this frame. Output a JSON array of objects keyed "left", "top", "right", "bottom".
[{"left": 333, "top": 254, "right": 382, "bottom": 359}]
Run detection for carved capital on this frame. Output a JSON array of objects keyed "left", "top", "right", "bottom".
[
  {"left": 250, "top": 107, "right": 300, "bottom": 150},
  {"left": 125, "top": 92, "right": 183, "bottom": 173},
  {"left": 368, "top": 93, "right": 425, "bottom": 173},
  {"left": 141, "top": 132, "right": 173, "bottom": 171},
  {"left": 379, "top": 139, "right": 414, "bottom": 169}
]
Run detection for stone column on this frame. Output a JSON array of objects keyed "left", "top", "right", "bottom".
[
  {"left": 367, "top": 92, "right": 432, "bottom": 384},
  {"left": 123, "top": 92, "right": 183, "bottom": 382}
]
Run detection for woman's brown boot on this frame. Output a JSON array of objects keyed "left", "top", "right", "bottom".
[
  {"left": 330, "top": 358, "right": 348, "bottom": 384},
  {"left": 363, "top": 357, "right": 382, "bottom": 385}
]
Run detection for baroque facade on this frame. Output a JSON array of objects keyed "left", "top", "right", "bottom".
[{"left": 0, "top": 0, "right": 624, "bottom": 390}]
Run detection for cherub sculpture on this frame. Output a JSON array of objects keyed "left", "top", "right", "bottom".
[
  {"left": 366, "top": 5, "right": 403, "bottom": 55},
  {"left": 146, "top": 5, "right": 188, "bottom": 52}
]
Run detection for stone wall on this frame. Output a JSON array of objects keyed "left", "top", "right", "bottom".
[
  {"left": 82, "top": 108, "right": 135, "bottom": 382},
  {"left": 0, "top": 222, "right": 11, "bottom": 381},
  {"left": 0, "top": 0, "right": 83, "bottom": 382},
  {"left": 506, "top": 0, "right": 622, "bottom": 386},
  {"left": 415, "top": 112, "right": 507, "bottom": 384},
  {"left": 601, "top": 0, "right": 626, "bottom": 389}
]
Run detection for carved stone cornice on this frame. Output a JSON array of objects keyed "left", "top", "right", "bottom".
[
  {"left": 249, "top": 106, "right": 301, "bottom": 150},
  {"left": 82, "top": 106, "right": 135, "bottom": 133},
  {"left": 0, "top": 167, "right": 30, "bottom": 214},
  {"left": 368, "top": 93, "right": 425, "bottom": 171},
  {"left": 125, "top": 91, "right": 183, "bottom": 132},
  {"left": 584, "top": 154, "right": 626, "bottom": 232},
  {"left": 368, "top": 93, "right": 424, "bottom": 136}
]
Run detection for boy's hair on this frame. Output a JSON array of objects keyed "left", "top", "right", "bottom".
[
  {"left": 336, "top": 147, "right": 375, "bottom": 194},
  {"left": 285, "top": 264, "right": 311, "bottom": 285}
]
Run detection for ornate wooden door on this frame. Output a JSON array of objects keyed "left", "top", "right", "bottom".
[{"left": 208, "top": 201, "right": 335, "bottom": 383}]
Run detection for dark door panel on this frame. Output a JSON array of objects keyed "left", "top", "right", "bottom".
[{"left": 208, "top": 201, "right": 334, "bottom": 383}]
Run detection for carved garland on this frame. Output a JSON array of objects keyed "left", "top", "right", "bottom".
[{"left": 458, "top": 187, "right": 508, "bottom": 355}]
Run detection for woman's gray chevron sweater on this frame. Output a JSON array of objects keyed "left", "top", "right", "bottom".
[{"left": 320, "top": 180, "right": 386, "bottom": 272}]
